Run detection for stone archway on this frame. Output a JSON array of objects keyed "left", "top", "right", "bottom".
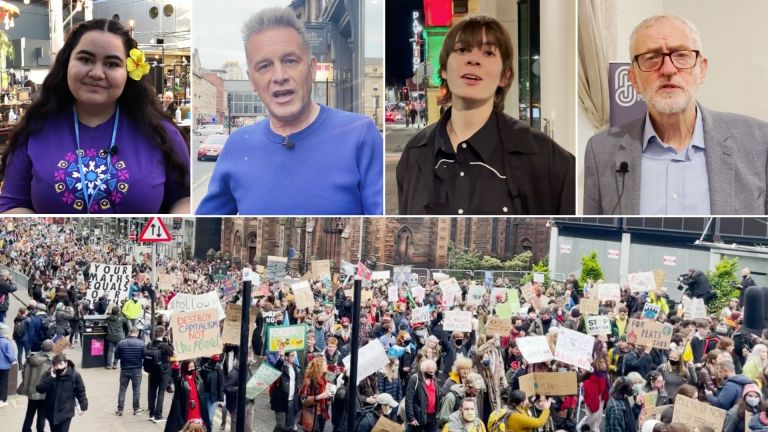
[
  {"left": 394, "top": 225, "right": 414, "bottom": 264},
  {"left": 246, "top": 232, "right": 258, "bottom": 265}
]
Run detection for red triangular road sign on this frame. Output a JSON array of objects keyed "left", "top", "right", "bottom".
[{"left": 138, "top": 217, "right": 172, "bottom": 243}]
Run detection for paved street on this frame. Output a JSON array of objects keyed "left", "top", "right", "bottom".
[
  {"left": 192, "top": 133, "right": 222, "bottom": 212},
  {"left": 384, "top": 122, "right": 422, "bottom": 214},
  {"left": 0, "top": 288, "right": 279, "bottom": 432}
]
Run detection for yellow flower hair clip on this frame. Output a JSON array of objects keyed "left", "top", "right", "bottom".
[{"left": 127, "top": 48, "right": 151, "bottom": 81}]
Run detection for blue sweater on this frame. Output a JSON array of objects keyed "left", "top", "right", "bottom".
[
  {"left": 0, "top": 338, "right": 17, "bottom": 370},
  {"left": 196, "top": 104, "right": 383, "bottom": 215}
]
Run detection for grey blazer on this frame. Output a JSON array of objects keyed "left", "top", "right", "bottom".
[{"left": 583, "top": 106, "right": 768, "bottom": 215}]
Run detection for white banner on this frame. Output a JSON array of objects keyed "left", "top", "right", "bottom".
[
  {"left": 555, "top": 327, "right": 595, "bottom": 371},
  {"left": 443, "top": 310, "right": 472, "bottom": 332},
  {"left": 586, "top": 316, "right": 612, "bottom": 335},
  {"left": 168, "top": 292, "right": 226, "bottom": 321},
  {"left": 597, "top": 283, "right": 621, "bottom": 302},
  {"left": 516, "top": 336, "right": 554, "bottom": 364},
  {"left": 343, "top": 340, "right": 389, "bottom": 385},
  {"left": 628, "top": 271, "right": 657, "bottom": 292}
]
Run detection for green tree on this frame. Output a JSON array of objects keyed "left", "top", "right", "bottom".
[
  {"left": 579, "top": 251, "right": 604, "bottom": 287},
  {"left": 520, "top": 259, "right": 550, "bottom": 286},
  {"left": 706, "top": 257, "right": 740, "bottom": 314}
]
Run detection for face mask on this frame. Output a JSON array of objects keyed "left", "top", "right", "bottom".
[
  {"left": 54, "top": 367, "right": 65, "bottom": 376},
  {"left": 670, "top": 360, "right": 680, "bottom": 366},
  {"left": 424, "top": 372, "right": 434, "bottom": 379},
  {"left": 747, "top": 396, "right": 761, "bottom": 407},
  {"left": 415, "top": 330, "right": 427, "bottom": 338},
  {"left": 633, "top": 384, "right": 644, "bottom": 394},
  {"left": 455, "top": 339, "right": 463, "bottom": 347},
  {"left": 462, "top": 410, "right": 476, "bottom": 422}
]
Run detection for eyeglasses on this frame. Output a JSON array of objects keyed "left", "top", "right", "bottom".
[{"left": 633, "top": 49, "right": 700, "bottom": 72}]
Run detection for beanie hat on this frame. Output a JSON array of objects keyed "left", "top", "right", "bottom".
[{"left": 743, "top": 383, "right": 762, "bottom": 398}]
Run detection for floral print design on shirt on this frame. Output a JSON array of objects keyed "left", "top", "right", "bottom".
[{"left": 53, "top": 149, "right": 129, "bottom": 212}]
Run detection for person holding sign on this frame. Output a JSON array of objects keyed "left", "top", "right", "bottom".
[
  {"left": 164, "top": 360, "right": 210, "bottom": 432},
  {"left": 495, "top": 389, "right": 551, "bottom": 431},
  {"left": 270, "top": 343, "right": 303, "bottom": 432}
]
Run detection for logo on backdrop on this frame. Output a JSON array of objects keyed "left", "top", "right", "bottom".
[{"left": 609, "top": 62, "right": 647, "bottom": 127}]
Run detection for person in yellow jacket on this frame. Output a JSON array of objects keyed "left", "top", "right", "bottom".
[
  {"left": 487, "top": 390, "right": 550, "bottom": 432},
  {"left": 442, "top": 397, "right": 487, "bottom": 432},
  {"left": 121, "top": 293, "right": 142, "bottom": 327},
  {"left": 644, "top": 289, "right": 669, "bottom": 317}
]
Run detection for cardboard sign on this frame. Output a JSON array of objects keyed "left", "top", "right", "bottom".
[
  {"left": 311, "top": 260, "right": 331, "bottom": 279},
  {"left": 266, "top": 256, "right": 288, "bottom": 281},
  {"left": 221, "top": 304, "right": 258, "bottom": 345},
  {"left": 653, "top": 270, "right": 666, "bottom": 292},
  {"left": 579, "top": 298, "right": 600, "bottom": 315},
  {"left": 343, "top": 340, "right": 389, "bottom": 385},
  {"left": 86, "top": 263, "right": 132, "bottom": 307},
  {"left": 529, "top": 294, "right": 551, "bottom": 313},
  {"left": 361, "top": 289, "right": 373, "bottom": 303},
  {"left": 521, "top": 283, "right": 535, "bottom": 302},
  {"left": 671, "top": 395, "right": 726, "bottom": 432},
  {"left": 596, "top": 283, "right": 621, "bottom": 303},
  {"left": 495, "top": 289, "right": 520, "bottom": 319},
  {"left": 628, "top": 271, "right": 657, "bottom": 292},
  {"left": 627, "top": 318, "right": 674, "bottom": 350},
  {"left": 291, "top": 280, "right": 314, "bottom": 310},
  {"left": 585, "top": 316, "right": 612, "bottom": 335},
  {"left": 466, "top": 284, "right": 485, "bottom": 305},
  {"left": 516, "top": 336, "right": 554, "bottom": 364},
  {"left": 171, "top": 307, "right": 222, "bottom": 361},
  {"left": 518, "top": 372, "right": 577, "bottom": 396},
  {"left": 392, "top": 266, "right": 411, "bottom": 288},
  {"left": 371, "top": 415, "right": 405, "bottom": 432},
  {"left": 158, "top": 273, "right": 173, "bottom": 290},
  {"left": 485, "top": 316, "right": 511, "bottom": 337},
  {"left": 168, "top": 292, "right": 226, "bottom": 321},
  {"left": 443, "top": 310, "right": 472, "bottom": 332},
  {"left": 642, "top": 303, "right": 661, "bottom": 319},
  {"left": 432, "top": 272, "right": 449, "bottom": 282},
  {"left": 371, "top": 270, "right": 390, "bottom": 280},
  {"left": 638, "top": 391, "right": 658, "bottom": 425},
  {"left": 439, "top": 278, "right": 461, "bottom": 295},
  {"left": 554, "top": 327, "right": 595, "bottom": 371},
  {"left": 245, "top": 363, "right": 283, "bottom": 399},
  {"left": 266, "top": 324, "right": 307, "bottom": 353},
  {"left": 411, "top": 306, "right": 431, "bottom": 324}
]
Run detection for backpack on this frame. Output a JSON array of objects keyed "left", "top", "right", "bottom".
[
  {"left": 13, "top": 319, "right": 26, "bottom": 339},
  {"left": 143, "top": 342, "right": 163, "bottom": 374},
  {"left": 704, "top": 335, "right": 720, "bottom": 354},
  {"left": 40, "top": 315, "right": 57, "bottom": 340}
]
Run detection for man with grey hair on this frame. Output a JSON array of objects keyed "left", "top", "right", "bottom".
[
  {"left": 583, "top": 14, "right": 768, "bottom": 215},
  {"left": 0, "top": 268, "right": 17, "bottom": 324},
  {"left": 197, "top": 7, "right": 383, "bottom": 216},
  {"left": 405, "top": 358, "right": 441, "bottom": 431}
]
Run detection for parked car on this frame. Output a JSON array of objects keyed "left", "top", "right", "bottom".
[
  {"left": 197, "top": 134, "right": 228, "bottom": 161},
  {"left": 385, "top": 111, "right": 396, "bottom": 122},
  {"left": 195, "top": 124, "right": 225, "bottom": 136}
]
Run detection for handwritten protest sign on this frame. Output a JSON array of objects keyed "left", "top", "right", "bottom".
[
  {"left": 682, "top": 297, "right": 707, "bottom": 319},
  {"left": 388, "top": 285, "right": 398, "bottom": 302},
  {"left": 171, "top": 307, "right": 222, "bottom": 361},
  {"left": 672, "top": 395, "right": 726, "bottom": 432},
  {"left": 596, "top": 283, "right": 621, "bottom": 302},
  {"left": 467, "top": 285, "right": 485, "bottom": 305},
  {"left": 439, "top": 278, "right": 461, "bottom": 295},
  {"left": 245, "top": 363, "right": 283, "bottom": 399},
  {"left": 521, "top": 283, "right": 535, "bottom": 302},
  {"left": 529, "top": 294, "right": 550, "bottom": 312},
  {"left": 168, "top": 292, "right": 226, "bottom": 321},
  {"left": 266, "top": 324, "right": 307, "bottom": 353},
  {"left": 642, "top": 303, "right": 661, "bottom": 319},
  {"left": 579, "top": 298, "right": 600, "bottom": 315},
  {"left": 222, "top": 304, "right": 258, "bottom": 345},
  {"left": 392, "top": 266, "right": 411, "bottom": 288},
  {"left": 627, "top": 318, "right": 674, "bottom": 350},
  {"left": 158, "top": 273, "right": 173, "bottom": 291},
  {"left": 266, "top": 256, "right": 288, "bottom": 281},
  {"left": 371, "top": 415, "right": 405, "bottom": 432},
  {"left": 516, "top": 336, "right": 554, "bottom": 363},
  {"left": 554, "top": 327, "right": 595, "bottom": 371},
  {"left": 411, "top": 306, "right": 431, "bottom": 324},
  {"left": 638, "top": 391, "right": 658, "bottom": 425},
  {"left": 485, "top": 316, "right": 511, "bottom": 337},
  {"left": 311, "top": 260, "right": 331, "bottom": 279},
  {"left": 371, "top": 270, "right": 390, "bottom": 280},
  {"left": 518, "top": 372, "right": 577, "bottom": 396},
  {"left": 585, "top": 316, "right": 612, "bottom": 335},
  {"left": 443, "top": 310, "right": 472, "bottom": 332},
  {"left": 291, "top": 280, "right": 314, "bottom": 310},
  {"left": 628, "top": 271, "right": 657, "bottom": 292},
  {"left": 343, "top": 340, "right": 389, "bottom": 385},
  {"left": 86, "top": 263, "right": 132, "bottom": 307}
]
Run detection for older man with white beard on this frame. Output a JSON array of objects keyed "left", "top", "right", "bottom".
[{"left": 583, "top": 14, "right": 768, "bottom": 215}]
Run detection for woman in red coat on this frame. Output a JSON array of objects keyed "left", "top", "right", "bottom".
[{"left": 579, "top": 357, "right": 610, "bottom": 431}]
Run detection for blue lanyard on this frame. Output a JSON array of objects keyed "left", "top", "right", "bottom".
[{"left": 73, "top": 105, "right": 119, "bottom": 213}]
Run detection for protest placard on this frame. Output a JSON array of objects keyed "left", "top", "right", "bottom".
[
  {"left": 485, "top": 316, "right": 511, "bottom": 337},
  {"left": 245, "top": 363, "right": 283, "bottom": 399},
  {"left": 579, "top": 298, "right": 600, "bottom": 315},
  {"left": 432, "top": 272, "right": 449, "bottom": 282},
  {"left": 86, "top": 263, "right": 132, "bottom": 307},
  {"left": 495, "top": 289, "right": 520, "bottom": 319},
  {"left": 158, "top": 273, "right": 173, "bottom": 291},
  {"left": 484, "top": 271, "right": 494, "bottom": 289},
  {"left": 671, "top": 394, "right": 726, "bottom": 432},
  {"left": 627, "top": 318, "right": 674, "bottom": 350},
  {"left": 518, "top": 372, "right": 577, "bottom": 396},
  {"left": 412, "top": 286, "right": 425, "bottom": 303},
  {"left": 371, "top": 270, "right": 390, "bottom": 280},
  {"left": 520, "top": 283, "right": 535, "bottom": 302},
  {"left": 253, "top": 283, "right": 270, "bottom": 298},
  {"left": 168, "top": 292, "right": 226, "bottom": 321},
  {"left": 388, "top": 285, "right": 398, "bottom": 302},
  {"left": 642, "top": 303, "right": 661, "bottom": 319},
  {"left": 683, "top": 297, "right": 707, "bottom": 319},
  {"left": 393, "top": 266, "right": 411, "bottom": 288},
  {"left": 439, "top": 278, "right": 461, "bottom": 295},
  {"left": 266, "top": 256, "right": 288, "bottom": 281},
  {"left": 343, "top": 340, "right": 389, "bottom": 385},
  {"left": 516, "top": 336, "right": 554, "bottom": 363},
  {"left": 638, "top": 391, "right": 659, "bottom": 425},
  {"left": 554, "top": 327, "right": 595, "bottom": 371},
  {"left": 467, "top": 285, "right": 485, "bottom": 305},
  {"left": 653, "top": 270, "right": 666, "bottom": 292},
  {"left": 371, "top": 415, "right": 405, "bottom": 432},
  {"left": 171, "top": 307, "right": 222, "bottom": 361},
  {"left": 361, "top": 289, "right": 373, "bottom": 303},
  {"left": 443, "top": 290, "right": 456, "bottom": 307},
  {"left": 628, "top": 271, "right": 657, "bottom": 292},
  {"left": 291, "top": 280, "right": 314, "bottom": 310},
  {"left": 596, "top": 283, "right": 621, "bottom": 303},
  {"left": 222, "top": 304, "right": 257, "bottom": 345},
  {"left": 533, "top": 273, "right": 545, "bottom": 283},
  {"left": 411, "top": 306, "right": 431, "bottom": 324},
  {"left": 311, "top": 260, "right": 331, "bottom": 279},
  {"left": 491, "top": 288, "right": 507, "bottom": 303},
  {"left": 585, "top": 316, "right": 612, "bottom": 335},
  {"left": 529, "top": 294, "right": 550, "bottom": 313},
  {"left": 266, "top": 324, "right": 307, "bottom": 353},
  {"left": 443, "top": 310, "right": 472, "bottom": 332}
]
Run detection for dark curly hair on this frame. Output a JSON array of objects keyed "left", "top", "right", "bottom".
[{"left": 1, "top": 18, "right": 189, "bottom": 208}]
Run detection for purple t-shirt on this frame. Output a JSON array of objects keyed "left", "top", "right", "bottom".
[{"left": 0, "top": 108, "right": 190, "bottom": 214}]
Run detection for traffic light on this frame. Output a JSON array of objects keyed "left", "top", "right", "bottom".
[{"left": 402, "top": 86, "right": 410, "bottom": 101}]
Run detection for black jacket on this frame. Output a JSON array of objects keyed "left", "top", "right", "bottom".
[
  {"left": 405, "top": 372, "right": 442, "bottom": 425},
  {"left": 36, "top": 361, "right": 88, "bottom": 426},
  {"left": 164, "top": 367, "right": 211, "bottom": 432},
  {"left": 270, "top": 356, "right": 303, "bottom": 413},
  {"left": 396, "top": 110, "right": 575, "bottom": 215},
  {"left": 200, "top": 360, "right": 225, "bottom": 403}
]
